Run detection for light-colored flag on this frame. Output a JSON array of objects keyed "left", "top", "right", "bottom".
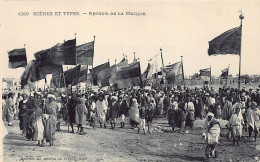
[{"left": 147, "top": 54, "right": 162, "bottom": 79}]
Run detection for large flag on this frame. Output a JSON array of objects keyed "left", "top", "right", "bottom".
[
  {"left": 199, "top": 68, "right": 211, "bottom": 77},
  {"left": 35, "top": 39, "right": 76, "bottom": 65},
  {"left": 117, "top": 62, "right": 142, "bottom": 89},
  {"left": 90, "top": 62, "right": 110, "bottom": 85},
  {"left": 208, "top": 26, "right": 241, "bottom": 55},
  {"left": 220, "top": 68, "right": 229, "bottom": 79},
  {"left": 20, "top": 60, "right": 46, "bottom": 88},
  {"left": 109, "top": 58, "right": 128, "bottom": 86},
  {"left": 161, "top": 61, "right": 182, "bottom": 84},
  {"left": 8, "top": 48, "right": 27, "bottom": 69},
  {"left": 76, "top": 41, "right": 94, "bottom": 65},
  {"left": 34, "top": 49, "right": 63, "bottom": 76},
  {"left": 51, "top": 65, "right": 81, "bottom": 88},
  {"left": 97, "top": 65, "right": 115, "bottom": 87},
  {"left": 147, "top": 54, "right": 162, "bottom": 79}
]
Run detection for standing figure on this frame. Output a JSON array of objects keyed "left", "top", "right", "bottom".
[
  {"left": 203, "top": 112, "right": 221, "bottom": 159},
  {"left": 129, "top": 99, "right": 139, "bottom": 127},
  {"left": 118, "top": 99, "right": 128, "bottom": 128},
  {"left": 89, "top": 96, "right": 97, "bottom": 128},
  {"left": 75, "top": 96, "right": 88, "bottom": 135},
  {"left": 109, "top": 96, "right": 119, "bottom": 129},
  {"left": 67, "top": 94, "right": 78, "bottom": 133},
  {"left": 33, "top": 108, "right": 44, "bottom": 147},
  {"left": 45, "top": 94, "right": 58, "bottom": 146},
  {"left": 227, "top": 107, "right": 244, "bottom": 146},
  {"left": 6, "top": 93, "right": 15, "bottom": 126},
  {"left": 168, "top": 97, "right": 178, "bottom": 131},
  {"left": 146, "top": 100, "right": 155, "bottom": 134},
  {"left": 138, "top": 103, "right": 146, "bottom": 135},
  {"left": 15, "top": 93, "right": 23, "bottom": 120},
  {"left": 18, "top": 94, "right": 31, "bottom": 134},
  {"left": 185, "top": 97, "right": 195, "bottom": 129},
  {"left": 96, "top": 93, "right": 107, "bottom": 128},
  {"left": 222, "top": 97, "right": 233, "bottom": 120},
  {"left": 247, "top": 102, "right": 260, "bottom": 141}
]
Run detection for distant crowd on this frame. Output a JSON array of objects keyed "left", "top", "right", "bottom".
[{"left": 2, "top": 84, "right": 260, "bottom": 146}]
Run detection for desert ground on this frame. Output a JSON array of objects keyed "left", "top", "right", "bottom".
[{"left": 3, "top": 117, "right": 260, "bottom": 162}]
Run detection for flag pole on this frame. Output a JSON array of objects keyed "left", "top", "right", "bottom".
[
  {"left": 85, "top": 65, "right": 88, "bottom": 93},
  {"left": 210, "top": 65, "right": 212, "bottom": 87},
  {"left": 181, "top": 56, "right": 185, "bottom": 88},
  {"left": 160, "top": 48, "right": 164, "bottom": 67},
  {"left": 44, "top": 77, "right": 46, "bottom": 91},
  {"left": 160, "top": 48, "right": 168, "bottom": 91},
  {"left": 75, "top": 33, "right": 79, "bottom": 94},
  {"left": 226, "top": 64, "right": 230, "bottom": 86},
  {"left": 58, "top": 73, "right": 61, "bottom": 88},
  {"left": 134, "top": 52, "right": 136, "bottom": 62},
  {"left": 138, "top": 61, "right": 143, "bottom": 89},
  {"left": 91, "top": 35, "right": 96, "bottom": 90},
  {"left": 238, "top": 12, "right": 244, "bottom": 92}
]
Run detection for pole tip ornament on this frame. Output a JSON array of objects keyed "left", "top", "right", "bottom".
[{"left": 239, "top": 13, "right": 244, "bottom": 20}]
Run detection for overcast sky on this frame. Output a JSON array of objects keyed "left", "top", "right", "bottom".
[{"left": 1, "top": 1, "right": 260, "bottom": 81}]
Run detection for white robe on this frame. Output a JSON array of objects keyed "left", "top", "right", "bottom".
[{"left": 96, "top": 100, "right": 107, "bottom": 124}]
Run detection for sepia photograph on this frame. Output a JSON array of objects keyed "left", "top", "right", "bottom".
[{"left": 0, "top": 1, "right": 260, "bottom": 161}]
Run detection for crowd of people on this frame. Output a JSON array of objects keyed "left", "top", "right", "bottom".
[{"left": 2, "top": 84, "right": 260, "bottom": 147}]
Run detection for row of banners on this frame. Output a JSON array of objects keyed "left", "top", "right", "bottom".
[{"left": 8, "top": 23, "right": 241, "bottom": 90}]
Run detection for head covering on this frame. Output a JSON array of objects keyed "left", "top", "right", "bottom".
[
  {"left": 47, "top": 94, "right": 56, "bottom": 100},
  {"left": 132, "top": 99, "right": 138, "bottom": 106},
  {"left": 111, "top": 96, "right": 118, "bottom": 102},
  {"left": 207, "top": 112, "right": 214, "bottom": 118},
  {"left": 251, "top": 102, "right": 257, "bottom": 107}
]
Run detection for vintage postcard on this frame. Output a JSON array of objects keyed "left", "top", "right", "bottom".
[{"left": 0, "top": 1, "right": 260, "bottom": 162}]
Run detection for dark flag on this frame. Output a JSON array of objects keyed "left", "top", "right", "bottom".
[
  {"left": 117, "top": 62, "right": 141, "bottom": 89},
  {"left": 97, "top": 65, "right": 115, "bottom": 87},
  {"left": 51, "top": 65, "right": 81, "bottom": 88},
  {"left": 109, "top": 58, "right": 128, "bottom": 86},
  {"left": 51, "top": 74, "right": 65, "bottom": 88},
  {"left": 63, "top": 65, "right": 81, "bottom": 86},
  {"left": 35, "top": 39, "right": 76, "bottom": 65},
  {"left": 71, "top": 66, "right": 92, "bottom": 86},
  {"left": 51, "top": 39, "right": 76, "bottom": 65},
  {"left": 20, "top": 60, "right": 46, "bottom": 89},
  {"left": 8, "top": 48, "right": 27, "bottom": 69},
  {"left": 199, "top": 68, "right": 211, "bottom": 77},
  {"left": 34, "top": 49, "right": 63, "bottom": 76},
  {"left": 208, "top": 26, "right": 241, "bottom": 55},
  {"left": 76, "top": 41, "right": 94, "bottom": 65},
  {"left": 220, "top": 68, "right": 229, "bottom": 79},
  {"left": 72, "top": 73, "right": 92, "bottom": 86},
  {"left": 161, "top": 61, "right": 182, "bottom": 84},
  {"left": 90, "top": 62, "right": 110, "bottom": 85}
]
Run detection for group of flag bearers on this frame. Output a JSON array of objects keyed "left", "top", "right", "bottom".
[{"left": 5, "top": 13, "right": 260, "bottom": 159}]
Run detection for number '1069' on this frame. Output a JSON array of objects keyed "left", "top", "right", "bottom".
[{"left": 18, "top": 12, "right": 29, "bottom": 16}]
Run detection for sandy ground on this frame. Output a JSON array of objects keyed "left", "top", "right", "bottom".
[{"left": 3, "top": 117, "right": 260, "bottom": 162}]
